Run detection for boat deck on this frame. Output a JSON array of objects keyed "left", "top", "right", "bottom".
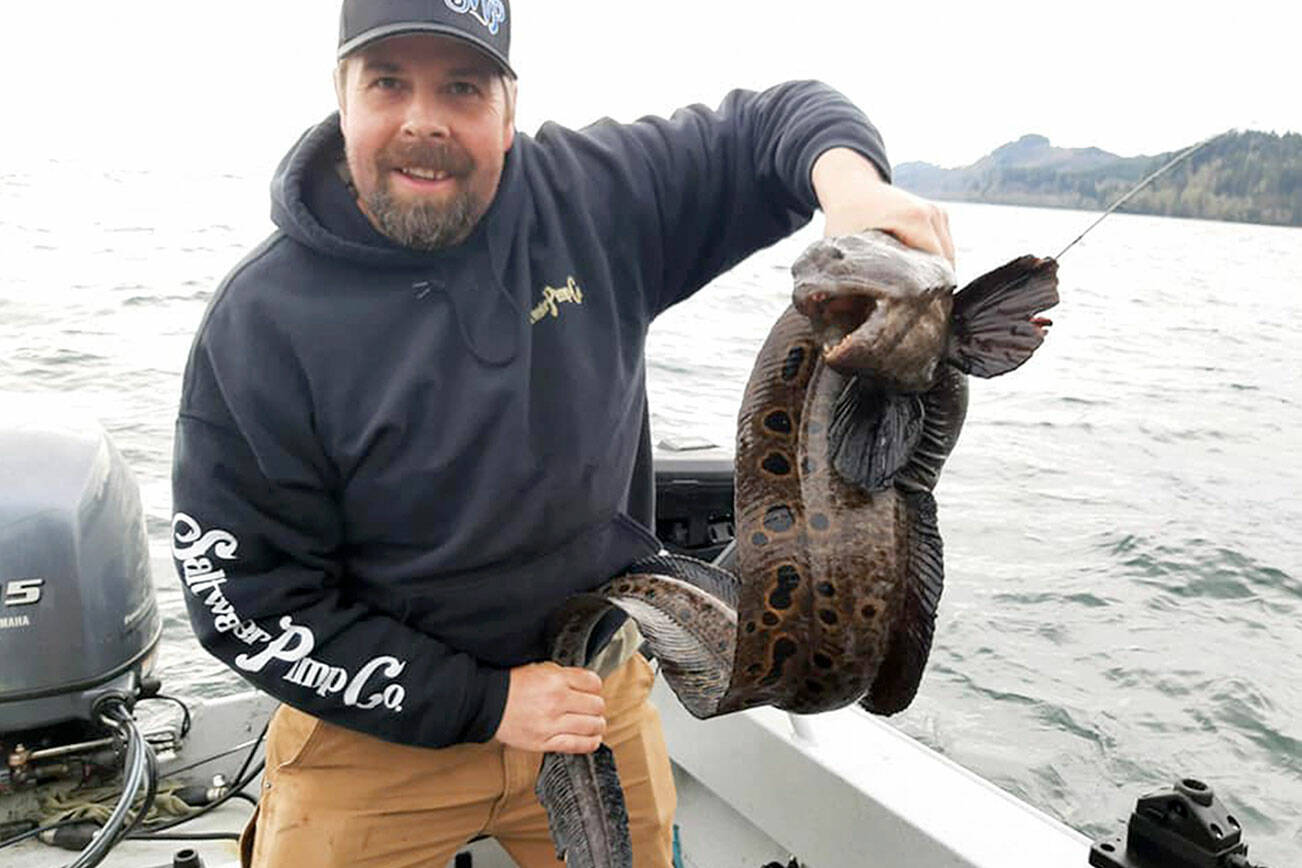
[{"left": 4, "top": 680, "right": 1091, "bottom": 867}]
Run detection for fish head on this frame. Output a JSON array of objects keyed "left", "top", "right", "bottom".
[{"left": 792, "top": 231, "right": 956, "bottom": 392}]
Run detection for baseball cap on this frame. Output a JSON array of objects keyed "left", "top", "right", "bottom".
[{"left": 338, "top": 0, "right": 515, "bottom": 78}]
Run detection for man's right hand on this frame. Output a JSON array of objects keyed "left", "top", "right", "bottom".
[{"left": 493, "top": 662, "right": 607, "bottom": 754}]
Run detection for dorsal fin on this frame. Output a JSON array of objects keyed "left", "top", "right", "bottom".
[
  {"left": 546, "top": 574, "right": 735, "bottom": 720},
  {"left": 624, "top": 553, "right": 741, "bottom": 610},
  {"left": 897, "top": 366, "right": 969, "bottom": 494},
  {"left": 861, "top": 489, "right": 944, "bottom": 715}
]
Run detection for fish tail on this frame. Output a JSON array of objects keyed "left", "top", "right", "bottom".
[
  {"left": 536, "top": 746, "right": 633, "bottom": 867},
  {"left": 947, "top": 255, "right": 1059, "bottom": 377},
  {"left": 540, "top": 571, "right": 735, "bottom": 866}
]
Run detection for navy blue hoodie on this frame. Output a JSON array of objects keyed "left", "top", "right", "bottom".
[{"left": 172, "top": 81, "right": 889, "bottom": 748}]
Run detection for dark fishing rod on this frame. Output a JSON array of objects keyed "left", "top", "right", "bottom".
[{"left": 1053, "top": 134, "right": 1219, "bottom": 260}]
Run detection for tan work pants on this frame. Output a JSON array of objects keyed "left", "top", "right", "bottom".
[{"left": 240, "top": 654, "right": 676, "bottom": 867}]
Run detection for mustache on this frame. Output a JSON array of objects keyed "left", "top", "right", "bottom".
[{"left": 378, "top": 141, "right": 475, "bottom": 176}]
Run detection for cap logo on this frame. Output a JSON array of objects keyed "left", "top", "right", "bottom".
[{"left": 443, "top": 0, "right": 507, "bottom": 36}]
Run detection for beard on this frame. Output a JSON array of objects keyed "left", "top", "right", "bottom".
[
  {"left": 361, "top": 141, "right": 487, "bottom": 251},
  {"left": 365, "top": 184, "right": 482, "bottom": 251}
]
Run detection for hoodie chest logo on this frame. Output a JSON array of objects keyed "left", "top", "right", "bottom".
[{"left": 530, "top": 277, "right": 585, "bottom": 326}]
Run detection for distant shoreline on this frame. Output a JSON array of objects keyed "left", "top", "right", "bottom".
[
  {"left": 909, "top": 194, "right": 1302, "bottom": 229},
  {"left": 895, "top": 131, "right": 1302, "bottom": 229}
]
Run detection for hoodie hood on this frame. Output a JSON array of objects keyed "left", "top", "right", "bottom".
[
  {"left": 267, "top": 113, "right": 529, "bottom": 367},
  {"left": 269, "top": 112, "right": 523, "bottom": 270}
]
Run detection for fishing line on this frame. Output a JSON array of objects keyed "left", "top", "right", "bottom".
[{"left": 1053, "top": 134, "right": 1219, "bottom": 260}]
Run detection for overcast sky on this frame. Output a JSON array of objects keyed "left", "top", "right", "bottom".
[{"left": 6, "top": 1, "right": 1297, "bottom": 174}]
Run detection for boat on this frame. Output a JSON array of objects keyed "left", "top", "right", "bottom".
[{"left": 0, "top": 412, "right": 1251, "bottom": 867}]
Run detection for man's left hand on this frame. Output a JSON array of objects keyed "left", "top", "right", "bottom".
[{"left": 812, "top": 147, "right": 955, "bottom": 265}]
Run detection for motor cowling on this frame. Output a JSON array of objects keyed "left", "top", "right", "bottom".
[{"left": 0, "top": 404, "right": 160, "bottom": 733}]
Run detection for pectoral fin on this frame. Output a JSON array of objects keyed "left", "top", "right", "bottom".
[
  {"left": 861, "top": 490, "right": 944, "bottom": 715},
  {"left": 948, "top": 255, "right": 1059, "bottom": 378},
  {"left": 827, "top": 378, "right": 924, "bottom": 492}
]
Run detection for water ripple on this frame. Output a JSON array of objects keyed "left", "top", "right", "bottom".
[{"left": 1120, "top": 539, "right": 1300, "bottom": 603}]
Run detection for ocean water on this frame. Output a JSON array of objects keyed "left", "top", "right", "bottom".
[{"left": 2, "top": 157, "right": 1299, "bottom": 865}]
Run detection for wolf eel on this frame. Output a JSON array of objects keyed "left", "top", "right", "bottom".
[{"left": 535, "top": 231, "right": 1060, "bottom": 865}]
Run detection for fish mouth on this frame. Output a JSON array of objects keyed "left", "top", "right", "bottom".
[{"left": 793, "top": 282, "right": 882, "bottom": 371}]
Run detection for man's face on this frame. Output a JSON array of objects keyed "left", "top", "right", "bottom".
[{"left": 337, "top": 34, "right": 516, "bottom": 250}]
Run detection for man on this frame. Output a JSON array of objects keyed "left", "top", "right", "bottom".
[{"left": 172, "top": 1, "right": 954, "bottom": 865}]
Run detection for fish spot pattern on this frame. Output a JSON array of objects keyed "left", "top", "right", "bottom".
[
  {"left": 763, "top": 410, "right": 793, "bottom": 435},
  {"left": 765, "top": 636, "right": 799, "bottom": 682},
  {"left": 818, "top": 609, "right": 839, "bottom": 626},
  {"left": 763, "top": 505, "right": 795, "bottom": 533},
  {"left": 751, "top": 531, "right": 769, "bottom": 547},
  {"left": 768, "top": 588, "right": 793, "bottom": 610},
  {"left": 809, "top": 513, "right": 830, "bottom": 531},
  {"left": 762, "top": 453, "right": 792, "bottom": 476},
  {"left": 816, "top": 581, "right": 836, "bottom": 598},
  {"left": 767, "top": 565, "right": 802, "bottom": 611}
]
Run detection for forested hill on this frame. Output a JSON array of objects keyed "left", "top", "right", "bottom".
[{"left": 894, "top": 131, "right": 1302, "bottom": 227}]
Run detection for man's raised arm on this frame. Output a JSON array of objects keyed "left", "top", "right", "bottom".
[{"left": 569, "top": 79, "right": 951, "bottom": 312}]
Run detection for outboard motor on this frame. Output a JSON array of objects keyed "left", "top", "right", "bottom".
[{"left": 0, "top": 404, "right": 161, "bottom": 792}]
